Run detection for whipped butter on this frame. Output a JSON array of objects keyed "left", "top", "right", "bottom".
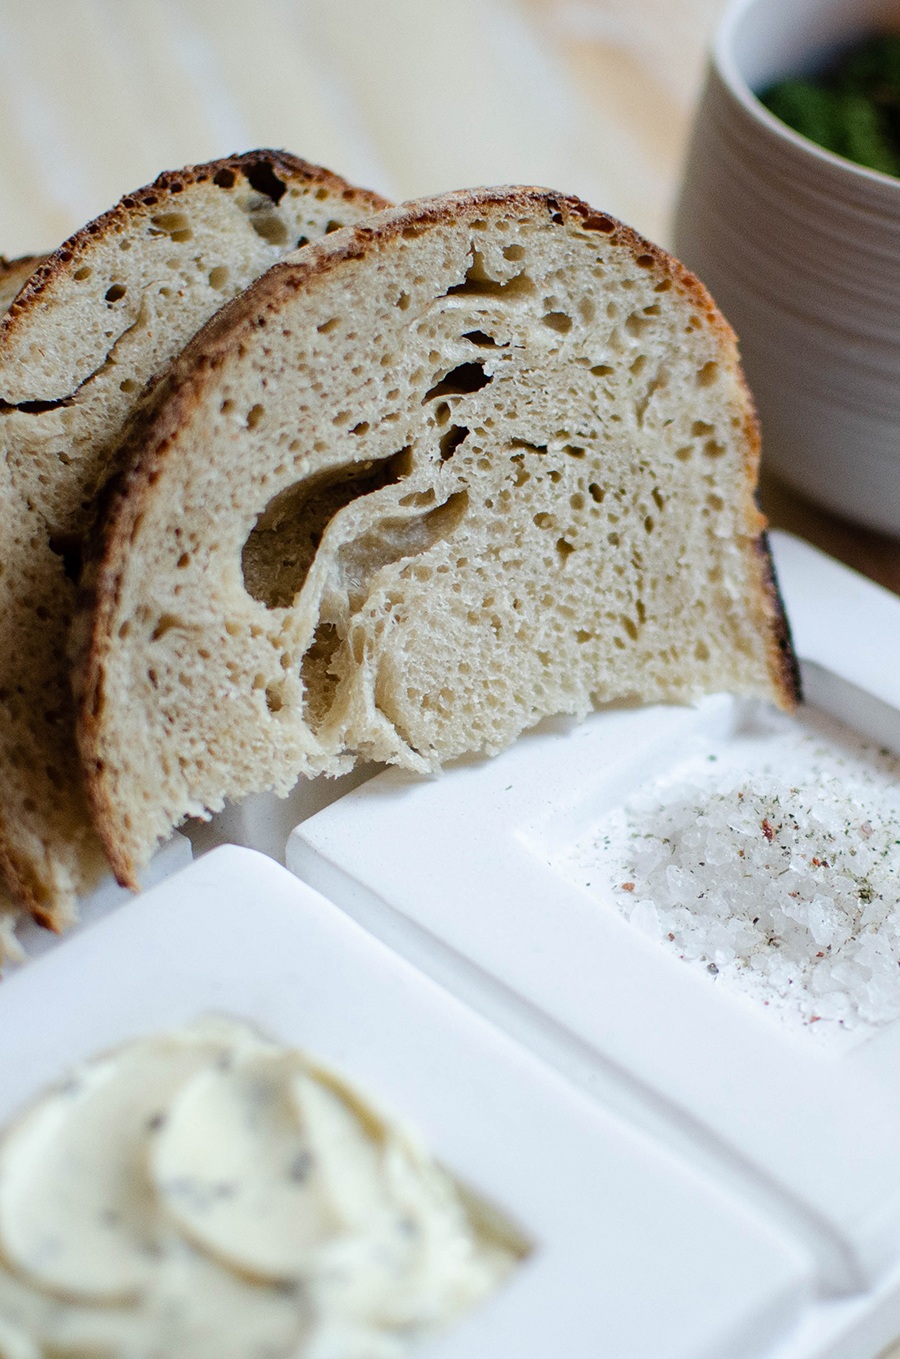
[{"left": 0, "top": 1018, "right": 520, "bottom": 1358}]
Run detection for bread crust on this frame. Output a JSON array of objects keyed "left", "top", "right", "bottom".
[
  {"left": 0, "top": 151, "right": 389, "bottom": 924},
  {"left": 75, "top": 187, "right": 799, "bottom": 885}
]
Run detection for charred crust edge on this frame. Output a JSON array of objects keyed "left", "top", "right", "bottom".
[{"left": 754, "top": 528, "right": 803, "bottom": 707}]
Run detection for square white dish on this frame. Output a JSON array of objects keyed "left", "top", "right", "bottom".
[
  {"left": 0, "top": 846, "right": 811, "bottom": 1359},
  {"left": 287, "top": 531, "right": 900, "bottom": 1324}
]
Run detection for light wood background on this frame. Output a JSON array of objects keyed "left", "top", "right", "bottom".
[{"left": 2, "top": 0, "right": 893, "bottom": 591}]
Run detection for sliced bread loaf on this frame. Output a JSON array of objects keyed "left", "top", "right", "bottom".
[
  {"left": 76, "top": 187, "right": 798, "bottom": 888},
  {"left": 0, "top": 151, "right": 388, "bottom": 933}
]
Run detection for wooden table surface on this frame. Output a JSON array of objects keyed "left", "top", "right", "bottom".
[{"left": 1, "top": 0, "right": 893, "bottom": 595}]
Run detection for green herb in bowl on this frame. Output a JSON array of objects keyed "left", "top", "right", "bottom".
[{"left": 760, "top": 33, "right": 900, "bottom": 176}]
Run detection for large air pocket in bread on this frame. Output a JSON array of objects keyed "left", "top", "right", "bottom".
[{"left": 76, "top": 187, "right": 799, "bottom": 887}]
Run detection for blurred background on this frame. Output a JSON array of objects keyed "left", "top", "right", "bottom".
[
  {"left": 0, "top": 0, "right": 724, "bottom": 256},
  {"left": 0, "top": 0, "right": 896, "bottom": 587}
]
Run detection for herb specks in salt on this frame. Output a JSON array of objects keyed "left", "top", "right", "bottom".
[{"left": 558, "top": 706, "right": 900, "bottom": 1043}]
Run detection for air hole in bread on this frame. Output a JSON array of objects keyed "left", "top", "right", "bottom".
[
  {"left": 105, "top": 284, "right": 127, "bottom": 304},
  {"left": 244, "top": 159, "right": 287, "bottom": 205},
  {"left": 439, "top": 425, "right": 468, "bottom": 460},
  {"left": 424, "top": 363, "right": 491, "bottom": 401},
  {"left": 248, "top": 208, "right": 290, "bottom": 246},
  {"left": 510, "top": 455, "right": 530, "bottom": 487},
  {"left": 150, "top": 614, "right": 184, "bottom": 642},
  {"left": 246, "top": 403, "right": 265, "bottom": 430},
  {"left": 208, "top": 265, "right": 229, "bottom": 290},
  {"left": 47, "top": 533, "right": 81, "bottom": 584},
  {"left": 556, "top": 538, "right": 575, "bottom": 563},
  {"left": 265, "top": 682, "right": 285, "bottom": 713},
  {"left": 242, "top": 449, "right": 413, "bottom": 609},
  {"left": 503, "top": 243, "right": 525, "bottom": 261},
  {"left": 625, "top": 312, "right": 652, "bottom": 339},
  {"left": 588, "top": 482, "right": 605, "bottom": 503},
  {"left": 300, "top": 623, "right": 341, "bottom": 727},
  {"left": 542, "top": 311, "right": 572, "bottom": 334},
  {"left": 73, "top": 266, "right": 92, "bottom": 282},
  {"left": 213, "top": 167, "right": 236, "bottom": 189},
  {"left": 150, "top": 213, "right": 193, "bottom": 242},
  {"left": 463, "top": 330, "right": 501, "bottom": 348},
  {"left": 396, "top": 292, "right": 411, "bottom": 310},
  {"left": 445, "top": 251, "right": 535, "bottom": 301},
  {"left": 398, "top": 488, "right": 436, "bottom": 508}
]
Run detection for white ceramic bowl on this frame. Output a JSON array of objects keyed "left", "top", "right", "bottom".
[{"left": 673, "top": 0, "right": 900, "bottom": 536}]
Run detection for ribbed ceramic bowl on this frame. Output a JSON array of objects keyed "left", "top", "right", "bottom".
[{"left": 673, "top": 0, "right": 900, "bottom": 536}]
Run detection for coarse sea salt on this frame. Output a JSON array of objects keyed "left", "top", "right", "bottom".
[{"left": 558, "top": 709, "right": 900, "bottom": 1040}]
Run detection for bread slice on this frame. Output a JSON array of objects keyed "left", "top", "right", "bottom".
[
  {"left": 76, "top": 187, "right": 799, "bottom": 888},
  {"left": 0, "top": 151, "right": 389, "bottom": 933}
]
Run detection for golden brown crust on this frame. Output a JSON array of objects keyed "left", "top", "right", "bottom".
[{"left": 76, "top": 187, "right": 800, "bottom": 883}]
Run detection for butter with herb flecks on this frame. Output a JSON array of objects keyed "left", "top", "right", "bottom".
[{"left": 0, "top": 1017, "right": 519, "bottom": 1359}]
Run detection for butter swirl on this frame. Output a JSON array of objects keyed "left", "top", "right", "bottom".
[{"left": 0, "top": 1018, "right": 519, "bottom": 1358}]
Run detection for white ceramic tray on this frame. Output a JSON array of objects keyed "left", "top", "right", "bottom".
[
  {"left": 0, "top": 847, "right": 811, "bottom": 1359},
  {"left": 286, "top": 532, "right": 900, "bottom": 1356}
]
